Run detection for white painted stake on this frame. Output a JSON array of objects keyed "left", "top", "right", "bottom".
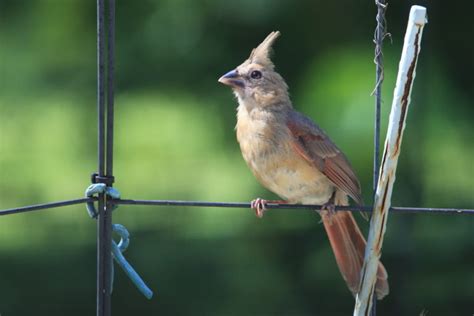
[{"left": 353, "top": 6, "right": 427, "bottom": 316}]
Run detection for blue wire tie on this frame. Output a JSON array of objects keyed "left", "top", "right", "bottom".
[
  {"left": 112, "top": 224, "right": 154, "bottom": 299},
  {"left": 84, "top": 184, "right": 153, "bottom": 299},
  {"left": 85, "top": 183, "right": 120, "bottom": 218}
]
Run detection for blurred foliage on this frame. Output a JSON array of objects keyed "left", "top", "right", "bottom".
[{"left": 0, "top": 0, "right": 473, "bottom": 315}]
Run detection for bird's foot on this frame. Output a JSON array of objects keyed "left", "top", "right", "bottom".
[
  {"left": 319, "top": 202, "right": 336, "bottom": 225},
  {"left": 250, "top": 198, "right": 287, "bottom": 218},
  {"left": 251, "top": 198, "right": 268, "bottom": 218},
  {"left": 319, "top": 192, "right": 337, "bottom": 224},
  {"left": 321, "top": 201, "right": 336, "bottom": 215}
]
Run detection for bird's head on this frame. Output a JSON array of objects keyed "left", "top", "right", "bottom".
[{"left": 219, "top": 31, "right": 290, "bottom": 110}]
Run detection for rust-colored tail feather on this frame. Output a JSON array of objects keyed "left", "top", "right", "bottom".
[{"left": 321, "top": 211, "right": 389, "bottom": 300}]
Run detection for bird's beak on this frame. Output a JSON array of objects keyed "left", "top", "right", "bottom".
[{"left": 218, "top": 69, "right": 245, "bottom": 89}]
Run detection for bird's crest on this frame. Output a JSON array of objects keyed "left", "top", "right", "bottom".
[{"left": 248, "top": 31, "right": 280, "bottom": 68}]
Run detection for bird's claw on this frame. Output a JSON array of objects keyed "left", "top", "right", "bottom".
[
  {"left": 251, "top": 198, "right": 267, "bottom": 218},
  {"left": 321, "top": 201, "right": 336, "bottom": 214},
  {"left": 320, "top": 201, "right": 336, "bottom": 224}
]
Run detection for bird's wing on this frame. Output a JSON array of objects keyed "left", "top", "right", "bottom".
[{"left": 286, "top": 111, "right": 363, "bottom": 205}]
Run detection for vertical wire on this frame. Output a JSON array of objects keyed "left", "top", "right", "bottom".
[
  {"left": 373, "top": 0, "right": 386, "bottom": 195},
  {"left": 106, "top": 0, "right": 115, "bottom": 178},
  {"left": 97, "top": 0, "right": 105, "bottom": 178},
  {"left": 97, "top": 196, "right": 109, "bottom": 316},
  {"left": 96, "top": 0, "right": 111, "bottom": 315},
  {"left": 371, "top": 1, "right": 387, "bottom": 315},
  {"left": 102, "top": 0, "right": 116, "bottom": 314}
]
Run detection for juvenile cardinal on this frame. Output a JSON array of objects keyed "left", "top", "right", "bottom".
[{"left": 218, "top": 31, "right": 388, "bottom": 299}]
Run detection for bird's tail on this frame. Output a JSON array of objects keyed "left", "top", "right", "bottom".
[{"left": 321, "top": 200, "right": 389, "bottom": 300}]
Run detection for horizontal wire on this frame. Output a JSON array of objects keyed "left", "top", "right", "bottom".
[
  {"left": 1, "top": 197, "right": 472, "bottom": 216},
  {"left": 113, "top": 199, "right": 474, "bottom": 215},
  {"left": 0, "top": 198, "right": 96, "bottom": 216}
]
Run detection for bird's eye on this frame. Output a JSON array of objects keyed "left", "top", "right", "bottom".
[{"left": 250, "top": 70, "right": 262, "bottom": 79}]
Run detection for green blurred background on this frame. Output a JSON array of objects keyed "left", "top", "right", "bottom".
[{"left": 1, "top": 0, "right": 473, "bottom": 315}]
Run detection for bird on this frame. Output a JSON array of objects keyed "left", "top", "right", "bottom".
[{"left": 218, "top": 31, "right": 389, "bottom": 299}]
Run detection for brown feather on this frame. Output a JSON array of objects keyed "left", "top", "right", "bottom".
[
  {"left": 287, "top": 110, "right": 363, "bottom": 205},
  {"left": 322, "top": 211, "right": 389, "bottom": 299},
  {"left": 249, "top": 31, "right": 280, "bottom": 68}
]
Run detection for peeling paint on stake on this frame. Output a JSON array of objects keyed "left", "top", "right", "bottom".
[{"left": 354, "top": 6, "right": 427, "bottom": 316}]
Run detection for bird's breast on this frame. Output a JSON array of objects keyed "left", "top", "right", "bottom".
[{"left": 236, "top": 107, "right": 334, "bottom": 204}]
